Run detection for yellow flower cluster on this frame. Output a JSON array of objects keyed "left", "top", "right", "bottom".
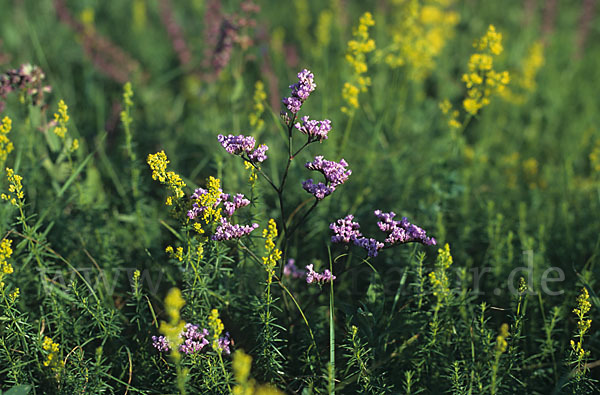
[
  {"left": 249, "top": 81, "right": 266, "bottom": 132},
  {"left": 159, "top": 288, "right": 186, "bottom": 360},
  {"left": 233, "top": 349, "right": 283, "bottom": 395},
  {"left": 462, "top": 25, "right": 509, "bottom": 115},
  {"left": 208, "top": 308, "right": 224, "bottom": 353},
  {"left": 0, "top": 116, "right": 14, "bottom": 165},
  {"left": 429, "top": 243, "right": 453, "bottom": 305},
  {"left": 439, "top": 99, "right": 461, "bottom": 129},
  {"left": 244, "top": 161, "right": 257, "bottom": 184},
  {"left": 120, "top": 82, "right": 134, "bottom": 128},
  {"left": 315, "top": 10, "right": 333, "bottom": 51},
  {"left": 193, "top": 176, "right": 223, "bottom": 232},
  {"left": 0, "top": 238, "right": 14, "bottom": 291},
  {"left": 495, "top": 323, "right": 510, "bottom": 353},
  {"left": 165, "top": 245, "right": 184, "bottom": 262},
  {"left": 42, "top": 336, "right": 64, "bottom": 372},
  {"left": 262, "top": 219, "right": 282, "bottom": 283},
  {"left": 52, "top": 100, "right": 79, "bottom": 152},
  {"left": 520, "top": 41, "right": 544, "bottom": 92},
  {"left": 53, "top": 100, "right": 69, "bottom": 139},
  {"left": 1, "top": 168, "right": 24, "bottom": 207},
  {"left": 147, "top": 151, "right": 186, "bottom": 206},
  {"left": 384, "top": 0, "right": 459, "bottom": 81},
  {"left": 571, "top": 287, "right": 592, "bottom": 359},
  {"left": 342, "top": 12, "right": 375, "bottom": 113}
]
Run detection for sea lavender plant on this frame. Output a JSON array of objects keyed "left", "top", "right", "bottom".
[{"left": 330, "top": 210, "right": 435, "bottom": 257}]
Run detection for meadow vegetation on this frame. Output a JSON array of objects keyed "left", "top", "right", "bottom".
[{"left": 0, "top": 0, "right": 599, "bottom": 393}]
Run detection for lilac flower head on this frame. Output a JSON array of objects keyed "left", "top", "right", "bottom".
[
  {"left": 374, "top": 210, "right": 436, "bottom": 246},
  {"left": 218, "top": 332, "right": 232, "bottom": 355},
  {"left": 305, "top": 264, "right": 336, "bottom": 284},
  {"left": 218, "top": 134, "right": 256, "bottom": 155},
  {"left": 353, "top": 237, "right": 385, "bottom": 257},
  {"left": 302, "top": 179, "right": 334, "bottom": 200},
  {"left": 305, "top": 156, "right": 351, "bottom": 188},
  {"left": 217, "top": 134, "right": 268, "bottom": 163},
  {"left": 212, "top": 217, "right": 259, "bottom": 241},
  {"left": 283, "top": 259, "right": 306, "bottom": 279},
  {"left": 152, "top": 335, "right": 170, "bottom": 352},
  {"left": 223, "top": 193, "right": 250, "bottom": 217},
  {"left": 180, "top": 324, "right": 210, "bottom": 354},
  {"left": 282, "top": 69, "right": 316, "bottom": 114},
  {"left": 330, "top": 215, "right": 362, "bottom": 243},
  {"left": 248, "top": 144, "right": 268, "bottom": 162},
  {"left": 295, "top": 116, "right": 332, "bottom": 142},
  {"left": 152, "top": 323, "right": 232, "bottom": 356}
]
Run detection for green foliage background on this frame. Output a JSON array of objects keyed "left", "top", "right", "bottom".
[{"left": 0, "top": 0, "right": 599, "bottom": 393}]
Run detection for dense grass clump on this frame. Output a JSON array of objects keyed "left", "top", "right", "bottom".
[{"left": 0, "top": 0, "right": 599, "bottom": 394}]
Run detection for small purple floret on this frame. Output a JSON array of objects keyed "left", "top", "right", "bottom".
[
  {"left": 295, "top": 116, "right": 332, "bottom": 142},
  {"left": 212, "top": 218, "right": 259, "bottom": 241},
  {"left": 330, "top": 215, "right": 362, "bottom": 243},
  {"left": 282, "top": 69, "right": 316, "bottom": 114},
  {"left": 353, "top": 237, "right": 385, "bottom": 257},
  {"left": 305, "top": 264, "right": 336, "bottom": 284}
]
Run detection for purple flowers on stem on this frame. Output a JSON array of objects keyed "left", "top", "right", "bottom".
[
  {"left": 330, "top": 211, "right": 435, "bottom": 257},
  {"left": 223, "top": 193, "right": 250, "bottom": 216},
  {"left": 282, "top": 69, "right": 316, "bottom": 114},
  {"left": 374, "top": 210, "right": 437, "bottom": 246},
  {"left": 295, "top": 116, "right": 331, "bottom": 142},
  {"left": 212, "top": 218, "right": 259, "bottom": 241},
  {"left": 305, "top": 264, "right": 336, "bottom": 284},
  {"left": 302, "top": 156, "right": 351, "bottom": 200},
  {"left": 217, "top": 134, "right": 268, "bottom": 163},
  {"left": 330, "top": 215, "right": 362, "bottom": 243},
  {"left": 353, "top": 237, "right": 385, "bottom": 258},
  {"left": 152, "top": 325, "right": 232, "bottom": 355}
]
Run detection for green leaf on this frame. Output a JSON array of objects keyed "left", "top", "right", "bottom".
[{"left": 3, "top": 385, "right": 32, "bottom": 395}]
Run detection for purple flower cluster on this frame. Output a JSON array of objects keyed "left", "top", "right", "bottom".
[
  {"left": 223, "top": 193, "right": 250, "bottom": 216},
  {"left": 305, "top": 264, "right": 336, "bottom": 284},
  {"left": 282, "top": 69, "right": 316, "bottom": 114},
  {"left": 152, "top": 335, "right": 169, "bottom": 352},
  {"left": 294, "top": 116, "right": 332, "bottom": 142},
  {"left": 330, "top": 215, "right": 362, "bottom": 243},
  {"left": 283, "top": 259, "right": 306, "bottom": 279},
  {"left": 212, "top": 218, "right": 259, "bottom": 241},
  {"left": 301, "top": 180, "right": 333, "bottom": 200},
  {"left": 374, "top": 210, "right": 436, "bottom": 246},
  {"left": 302, "top": 156, "right": 351, "bottom": 200},
  {"left": 217, "top": 134, "right": 268, "bottom": 163},
  {"left": 353, "top": 237, "right": 385, "bottom": 257},
  {"left": 330, "top": 211, "right": 435, "bottom": 257},
  {"left": 1, "top": 64, "right": 51, "bottom": 113},
  {"left": 180, "top": 324, "right": 209, "bottom": 354},
  {"left": 152, "top": 324, "right": 232, "bottom": 355}
]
